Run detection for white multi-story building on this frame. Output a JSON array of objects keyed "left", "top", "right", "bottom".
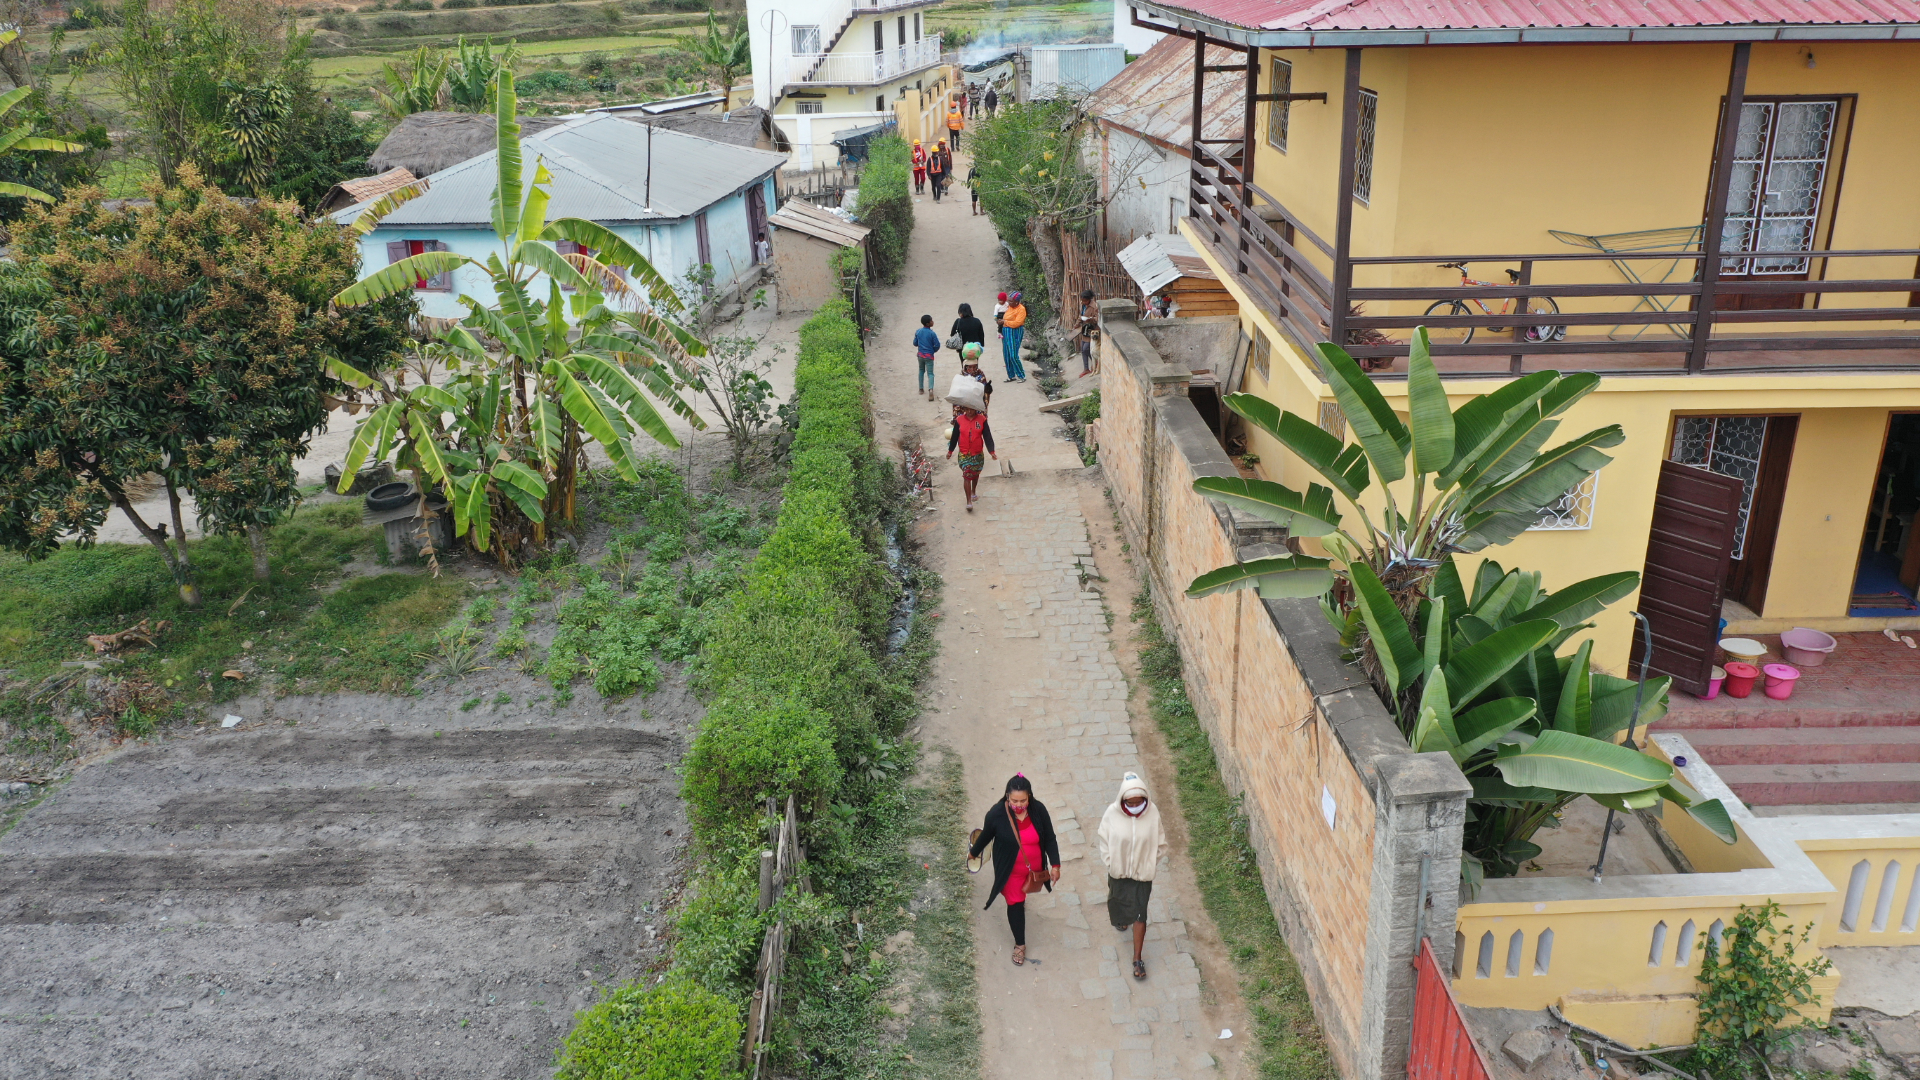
[{"left": 745, "top": 0, "right": 948, "bottom": 168}]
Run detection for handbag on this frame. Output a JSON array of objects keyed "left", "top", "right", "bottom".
[
  {"left": 945, "top": 332, "right": 963, "bottom": 352},
  {"left": 1005, "top": 804, "right": 1050, "bottom": 892}
]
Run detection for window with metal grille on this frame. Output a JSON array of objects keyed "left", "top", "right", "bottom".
[
  {"left": 1670, "top": 415, "right": 1769, "bottom": 559},
  {"left": 792, "top": 25, "right": 820, "bottom": 54},
  {"left": 796, "top": 101, "right": 823, "bottom": 115},
  {"left": 1317, "top": 401, "right": 1345, "bottom": 440},
  {"left": 1267, "top": 58, "right": 1292, "bottom": 152},
  {"left": 1720, "top": 99, "right": 1839, "bottom": 275},
  {"left": 1251, "top": 326, "right": 1271, "bottom": 382},
  {"left": 1529, "top": 473, "right": 1600, "bottom": 531},
  {"left": 1353, "top": 88, "right": 1378, "bottom": 204}
]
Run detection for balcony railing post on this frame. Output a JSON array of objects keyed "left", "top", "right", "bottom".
[
  {"left": 1690, "top": 42, "right": 1751, "bottom": 373},
  {"left": 1329, "top": 48, "right": 1363, "bottom": 350},
  {"left": 1508, "top": 260, "right": 1532, "bottom": 375}
]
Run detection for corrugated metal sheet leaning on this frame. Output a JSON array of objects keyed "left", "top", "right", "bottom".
[
  {"left": 330, "top": 113, "right": 787, "bottom": 227},
  {"left": 769, "top": 201, "right": 871, "bottom": 247},
  {"left": 1116, "top": 231, "right": 1217, "bottom": 295}
]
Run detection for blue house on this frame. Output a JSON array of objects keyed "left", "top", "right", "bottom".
[{"left": 331, "top": 113, "right": 785, "bottom": 320}]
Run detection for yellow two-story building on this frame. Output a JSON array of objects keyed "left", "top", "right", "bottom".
[{"left": 1127, "top": 0, "right": 1920, "bottom": 688}]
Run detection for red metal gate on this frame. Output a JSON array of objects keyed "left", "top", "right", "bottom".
[{"left": 1409, "top": 938, "right": 1493, "bottom": 1080}]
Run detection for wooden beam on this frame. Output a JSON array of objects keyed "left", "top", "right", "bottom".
[
  {"left": 1251, "top": 92, "right": 1328, "bottom": 103},
  {"left": 1242, "top": 45, "right": 1259, "bottom": 193},
  {"left": 1190, "top": 32, "right": 1206, "bottom": 156},
  {"left": 1330, "top": 48, "right": 1362, "bottom": 349},
  {"left": 1690, "top": 42, "right": 1751, "bottom": 373}
]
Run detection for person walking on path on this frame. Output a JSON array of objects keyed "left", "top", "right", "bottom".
[
  {"left": 967, "top": 775, "right": 1060, "bottom": 965},
  {"left": 957, "top": 343, "right": 993, "bottom": 409},
  {"left": 1001, "top": 291, "right": 1029, "bottom": 382},
  {"left": 967, "top": 160, "right": 981, "bottom": 215},
  {"left": 951, "top": 302, "right": 986, "bottom": 356},
  {"left": 1096, "top": 771, "right": 1167, "bottom": 981},
  {"left": 1076, "top": 289, "right": 1100, "bottom": 376},
  {"left": 914, "top": 314, "right": 941, "bottom": 400},
  {"left": 985, "top": 84, "right": 999, "bottom": 116},
  {"left": 928, "top": 140, "right": 948, "bottom": 202},
  {"left": 946, "top": 101, "right": 965, "bottom": 151},
  {"left": 911, "top": 139, "right": 928, "bottom": 195},
  {"left": 946, "top": 403, "right": 996, "bottom": 509}
]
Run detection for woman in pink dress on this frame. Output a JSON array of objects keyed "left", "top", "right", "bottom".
[{"left": 966, "top": 774, "right": 1061, "bottom": 965}]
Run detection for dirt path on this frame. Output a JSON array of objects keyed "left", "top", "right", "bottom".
[{"left": 872, "top": 161, "right": 1252, "bottom": 1079}]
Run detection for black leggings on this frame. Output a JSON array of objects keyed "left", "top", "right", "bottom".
[{"left": 1007, "top": 900, "right": 1026, "bottom": 946}]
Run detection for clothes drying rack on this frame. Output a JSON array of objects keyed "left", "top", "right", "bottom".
[{"left": 1548, "top": 225, "right": 1704, "bottom": 341}]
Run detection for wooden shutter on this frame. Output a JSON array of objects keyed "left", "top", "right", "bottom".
[
  {"left": 1631, "top": 460, "right": 1746, "bottom": 694},
  {"left": 386, "top": 240, "right": 409, "bottom": 265}
]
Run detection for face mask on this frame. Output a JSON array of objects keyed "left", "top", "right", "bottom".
[
  {"left": 1010, "top": 801, "right": 1029, "bottom": 817},
  {"left": 1122, "top": 799, "right": 1147, "bottom": 817}
]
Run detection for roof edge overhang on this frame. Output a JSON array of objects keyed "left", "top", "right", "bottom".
[{"left": 1131, "top": 1, "right": 1920, "bottom": 46}]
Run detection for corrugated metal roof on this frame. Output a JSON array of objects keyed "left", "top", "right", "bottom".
[
  {"left": 1117, "top": 231, "right": 1216, "bottom": 295},
  {"left": 1084, "top": 35, "right": 1244, "bottom": 146},
  {"left": 769, "top": 201, "right": 871, "bottom": 246},
  {"left": 334, "top": 114, "right": 786, "bottom": 227},
  {"left": 1138, "top": 0, "right": 1920, "bottom": 39}
]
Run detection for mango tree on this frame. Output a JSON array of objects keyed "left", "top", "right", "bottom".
[{"left": 329, "top": 71, "right": 704, "bottom": 566}]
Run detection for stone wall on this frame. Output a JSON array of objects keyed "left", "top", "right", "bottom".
[{"left": 1095, "top": 300, "right": 1471, "bottom": 1080}]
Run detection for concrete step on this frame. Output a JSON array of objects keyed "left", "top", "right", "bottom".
[
  {"left": 1679, "top": 727, "right": 1920, "bottom": 766},
  {"left": 1711, "top": 762, "right": 1920, "bottom": 806},
  {"left": 1661, "top": 695, "right": 1920, "bottom": 730}
]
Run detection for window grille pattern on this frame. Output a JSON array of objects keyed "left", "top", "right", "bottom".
[
  {"left": 1353, "top": 89, "right": 1378, "bottom": 204},
  {"left": 1317, "top": 401, "right": 1346, "bottom": 440},
  {"left": 1267, "top": 59, "right": 1292, "bottom": 152},
  {"left": 1671, "top": 415, "right": 1769, "bottom": 559},
  {"left": 1251, "top": 327, "right": 1271, "bottom": 382},
  {"left": 1529, "top": 472, "right": 1599, "bottom": 531},
  {"left": 792, "top": 25, "right": 821, "bottom": 54},
  {"left": 796, "top": 101, "right": 823, "bottom": 115},
  {"left": 1721, "top": 100, "right": 1837, "bottom": 276}
]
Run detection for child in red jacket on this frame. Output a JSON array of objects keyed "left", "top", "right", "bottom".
[{"left": 947, "top": 407, "right": 996, "bottom": 509}]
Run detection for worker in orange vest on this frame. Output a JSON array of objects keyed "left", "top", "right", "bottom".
[
  {"left": 911, "top": 139, "right": 927, "bottom": 194},
  {"left": 946, "top": 101, "right": 965, "bottom": 152}
]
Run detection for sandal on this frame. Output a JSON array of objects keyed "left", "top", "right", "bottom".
[
  {"left": 966, "top": 829, "right": 983, "bottom": 874},
  {"left": 1013, "top": 945, "right": 1026, "bottom": 966},
  {"left": 1133, "top": 959, "right": 1147, "bottom": 980}
]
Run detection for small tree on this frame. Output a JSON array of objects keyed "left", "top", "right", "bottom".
[
  {"left": 1693, "top": 902, "right": 1834, "bottom": 1079},
  {"left": 445, "top": 37, "right": 522, "bottom": 113},
  {"left": 691, "top": 334, "right": 782, "bottom": 473},
  {"left": 690, "top": 11, "right": 750, "bottom": 112},
  {"left": 374, "top": 45, "right": 450, "bottom": 118}
]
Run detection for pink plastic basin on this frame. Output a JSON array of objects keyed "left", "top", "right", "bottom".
[
  {"left": 1779, "top": 627, "right": 1837, "bottom": 668},
  {"left": 1762, "top": 663, "right": 1801, "bottom": 701}
]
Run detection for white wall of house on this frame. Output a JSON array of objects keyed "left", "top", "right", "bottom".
[
  {"left": 748, "top": 0, "right": 944, "bottom": 167},
  {"left": 354, "top": 176, "right": 776, "bottom": 319},
  {"left": 1112, "top": 0, "right": 1164, "bottom": 54},
  {"left": 1094, "top": 124, "right": 1190, "bottom": 246}
]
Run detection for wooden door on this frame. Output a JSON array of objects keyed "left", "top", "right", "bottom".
[
  {"left": 745, "top": 186, "right": 768, "bottom": 263},
  {"left": 1633, "top": 460, "right": 1746, "bottom": 695},
  {"left": 1726, "top": 416, "right": 1797, "bottom": 613}
]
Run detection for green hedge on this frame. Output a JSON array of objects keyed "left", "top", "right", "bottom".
[
  {"left": 555, "top": 980, "right": 742, "bottom": 1080},
  {"left": 854, "top": 137, "right": 913, "bottom": 285}
]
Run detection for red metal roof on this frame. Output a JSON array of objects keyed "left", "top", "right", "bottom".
[
  {"left": 1136, "top": 0, "right": 1920, "bottom": 39},
  {"left": 1084, "top": 36, "right": 1245, "bottom": 146}
]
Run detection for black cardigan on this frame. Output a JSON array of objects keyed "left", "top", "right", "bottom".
[
  {"left": 969, "top": 798, "right": 1061, "bottom": 908},
  {"left": 950, "top": 315, "right": 986, "bottom": 347}
]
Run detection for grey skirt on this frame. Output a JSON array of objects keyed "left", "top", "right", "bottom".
[{"left": 1107, "top": 876, "right": 1152, "bottom": 929}]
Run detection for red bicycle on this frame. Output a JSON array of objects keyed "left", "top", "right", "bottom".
[{"left": 1423, "top": 262, "right": 1566, "bottom": 346}]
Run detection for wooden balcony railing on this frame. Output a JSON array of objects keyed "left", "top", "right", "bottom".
[{"left": 1187, "top": 144, "right": 1920, "bottom": 378}]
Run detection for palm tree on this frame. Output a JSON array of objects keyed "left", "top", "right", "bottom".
[
  {"left": 0, "top": 29, "right": 85, "bottom": 203},
  {"left": 691, "top": 11, "right": 751, "bottom": 112}
]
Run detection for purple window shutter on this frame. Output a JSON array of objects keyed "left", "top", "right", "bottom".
[{"left": 386, "top": 240, "right": 408, "bottom": 264}]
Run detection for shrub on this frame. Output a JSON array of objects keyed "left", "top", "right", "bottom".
[
  {"left": 555, "top": 980, "right": 743, "bottom": 1080},
  {"left": 440, "top": 0, "right": 477, "bottom": 7},
  {"left": 853, "top": 136, "right": 912, "bottom": 285},
  {"left": 682, "top": 692, "right": 841, "bottom": 827}
]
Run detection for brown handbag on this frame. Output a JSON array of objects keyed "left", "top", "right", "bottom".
[{"left": 1007, "top": 804, "right": 1049, "bottom": 891}]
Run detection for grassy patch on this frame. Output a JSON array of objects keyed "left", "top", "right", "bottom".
[
  {"left": 1131, "top": 589, "right": 1335, "bottom": 1080},
  {"left": 896, "top": 751, "right": 984, "bottom": 1079}
]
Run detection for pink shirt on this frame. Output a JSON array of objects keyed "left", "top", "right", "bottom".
[{"left": 1003, "top": 814, "right": 1042, "bottom": 904}]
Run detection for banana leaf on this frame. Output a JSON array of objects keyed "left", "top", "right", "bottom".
[
  {"left": 1315, "top": 341, "right": 1411, "bottom": 483},
  {"left": 1186, "top": 554, "right": 1335, "bottom": 599},
  {"left": 1493, "top": 730, "right": 1672, "bottom": 794}
]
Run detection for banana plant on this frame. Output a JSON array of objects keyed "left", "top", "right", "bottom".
[
  {"left": 329, "top": 70, "right": 704, "bottom": 563},
  {"left": 1367, "top": 556, "right": 1737, "bottom": 879},
  {"left": 0, "top": 29, "right": 86, "bottom": 203},
  {"left": 1187, "top": 327, "right": 1623, "bottom": 603}
]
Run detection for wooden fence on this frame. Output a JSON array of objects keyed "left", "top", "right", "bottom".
[
  {"left": 778, "top": 163, "right": 864, "bottom": 209},
  {"left": 742, "top": 795, "right": 805, "bottom": 1077},
  {"left": 1060, "top": 228, "right": 1136, "bottom": 330}
]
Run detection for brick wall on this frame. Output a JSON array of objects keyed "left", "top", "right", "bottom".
[{"left": 1095, "top": 300, "right": 1470, "bottom": 1080}]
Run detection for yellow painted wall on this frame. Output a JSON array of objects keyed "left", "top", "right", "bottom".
[
  {"left": 1188, "top": 218, "right": 1920, "bottom": 673},
  {"left": 1246, "top": 41, "right": 1920, "bottom": 323}
]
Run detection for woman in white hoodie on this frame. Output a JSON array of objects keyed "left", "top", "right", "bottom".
[{"left": 1096, "top": 771, "right": 1167, "bottom": 980}]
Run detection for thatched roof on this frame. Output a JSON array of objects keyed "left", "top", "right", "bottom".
[
  {"left": 317, "top": 167, "right": 419, "bottom": 214},
  {"left": 366, "top": 112, "right": 572, "bottom": 179},
  {"left": 601, "top": 104, "right": 790, "bottom": 152}
]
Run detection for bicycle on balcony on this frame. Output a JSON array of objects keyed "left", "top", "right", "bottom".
[{"left": 1422, "top": 262, "right": 1567, "bottom": 346}]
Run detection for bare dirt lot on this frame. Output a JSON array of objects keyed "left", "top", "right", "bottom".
[{"left": 0, "top": 671, "right": 692, "bottom": 1080}]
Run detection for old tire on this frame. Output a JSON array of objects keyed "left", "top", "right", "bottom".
[{"left": 365, "top": 481, "right": 416, "bottom": 513}]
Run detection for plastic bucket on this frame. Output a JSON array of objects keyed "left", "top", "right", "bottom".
[
  {"left": 1763, "top": 663, "right": 1801, "bottom": 701},
  {"left": 1720, "top": 637, "right": 1768, "bottom": 665},
  {"left": 1703, "top": 665, "right": 1726, "bottom": 700},
  {"left": 1780, "top": 627, "right": 1838, "bottom": 668},
  {"left": 1723, "top": 662, "right": 1761, "bottom": 698}
]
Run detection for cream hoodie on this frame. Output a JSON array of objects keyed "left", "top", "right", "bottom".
[{"left": 1096, "top": 772, "right": 1167, "bottom": 882}]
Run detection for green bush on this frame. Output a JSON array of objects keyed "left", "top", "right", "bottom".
[
  {"left": 681, "top": 691, "right": 841, "bottom": 827},
  {"left": 555, "top": 979, "right": 743, "bottom": 1080},
  {"left": 853, "top": 137, "right": 912, "bottom": 285}
]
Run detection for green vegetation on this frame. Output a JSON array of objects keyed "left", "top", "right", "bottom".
[
  {"left": 853, "top": 136, "right": 913, "bottom": 286},
  {"left": 1692, "top": 902, "right": 1835, "bottom": 1079},
  {"left": 555, "top": 979, "right": 742, "bottom": 1080},
  {"left": 972, "top": 100, "right": 1101, "bottom": 326},
  {"left": 1131, "top": 589, "right": 1335, "bottom": 1080}
]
